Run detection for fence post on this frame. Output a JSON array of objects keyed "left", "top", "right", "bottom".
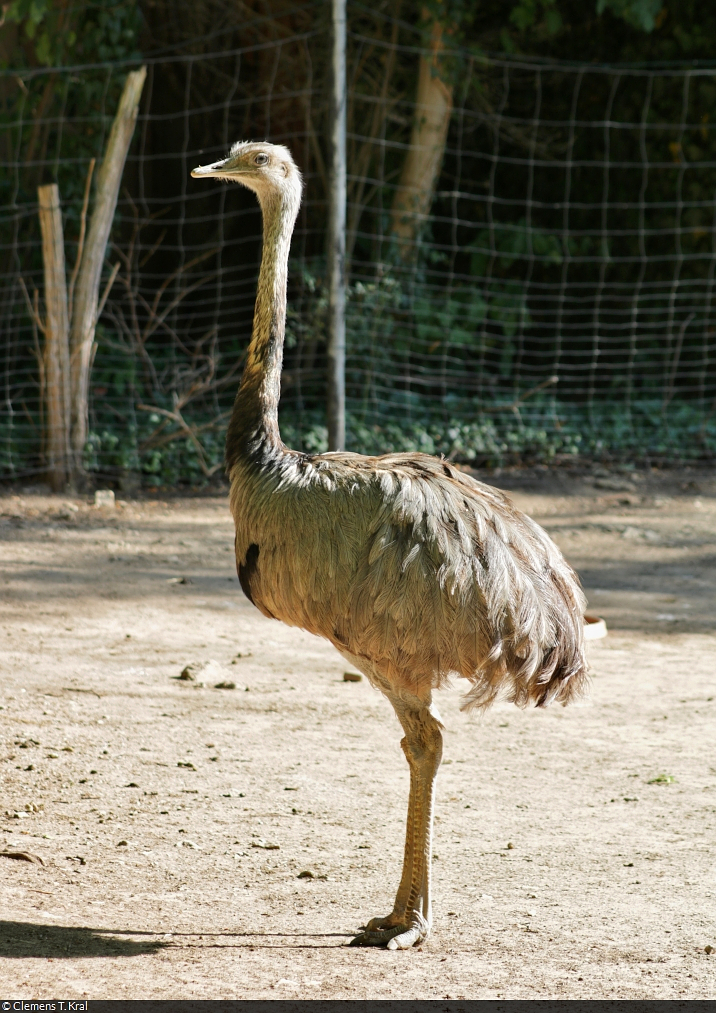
[
  {"left": 326, "top": 0, "right": 346, "bottom": 452},
  {"left": 69, "top": 66, "right": 146, "bottom": 483},
  {"left": 37, "top": 184, "right": 71, "bottom": 491}
]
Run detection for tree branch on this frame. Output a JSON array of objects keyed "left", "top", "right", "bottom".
[{"left": 18, "top": 277, "right": 46, "bottom": 335}]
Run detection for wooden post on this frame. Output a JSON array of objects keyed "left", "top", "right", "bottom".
[
  {"left": 37, "top": 184, "right": 71, "bottom": 491},
  {"left": 69, "top": 66, "right": 146, "bottom": 481},
  {"left": 326, "top": 0, "right": 346, "bottom": 452}
]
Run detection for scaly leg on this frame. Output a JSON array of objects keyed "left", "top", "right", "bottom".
[{"left": 351, "top": 690, "right": 443, "bottom": 949}]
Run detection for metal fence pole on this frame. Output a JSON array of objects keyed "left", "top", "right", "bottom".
[{"left": 326, "top": 0, "right": 346, "bottom": 451}]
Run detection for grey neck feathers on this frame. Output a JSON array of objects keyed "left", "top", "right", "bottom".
[{"left": 226, "top": 186, "right": 299, "bottom": 469}]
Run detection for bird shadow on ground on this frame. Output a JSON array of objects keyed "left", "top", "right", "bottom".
[
  {"left": 0, "top": 921, "right": 168, "bottom": 958},
  {"left": 114, "top": 930, "right": 354, "bottom": 951}
]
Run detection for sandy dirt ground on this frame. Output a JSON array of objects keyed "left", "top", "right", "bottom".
[{"left": 0, "top": 464, "right": 715, "bottom": 999}]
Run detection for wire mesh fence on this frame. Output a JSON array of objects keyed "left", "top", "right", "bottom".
[
  {"left": 3, "top": 16, "right": 716, "bottom": 485},
  {"left": 344, "top": 40, "right": 716, "bottom": 465}
]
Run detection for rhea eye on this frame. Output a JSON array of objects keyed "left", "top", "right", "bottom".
[{"left": 254, "top": 153, "right": 269, "bottom": 166}]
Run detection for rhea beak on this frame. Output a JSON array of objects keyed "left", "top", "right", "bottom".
[{"left": 191, "top": 157, "right": 238, "bottom": 179}]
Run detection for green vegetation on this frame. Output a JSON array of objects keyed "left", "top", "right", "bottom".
[
  {"left": 2, "top": 0, "right": 141, "bottom": 69},
  {"left": 4, "top": 1, "right": 716, "bottom": 485},
  {"left": 69, "top": 394, "right": 716, "bottom": 488}
]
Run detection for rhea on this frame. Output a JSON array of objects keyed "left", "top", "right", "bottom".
[{"left": 192, "top": 142, "right": 588, "bottom": 949}]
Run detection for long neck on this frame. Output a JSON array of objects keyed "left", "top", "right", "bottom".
[{"left": 226, "top": 188, "right": 297, "bottom": 468}]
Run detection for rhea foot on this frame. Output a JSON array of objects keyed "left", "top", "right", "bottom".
[
  {"left": 347, "top": 690, "right": 441, "bottom": 952},
  {"left": 349, "top": 911, "right": 429, "bottom": 949}
]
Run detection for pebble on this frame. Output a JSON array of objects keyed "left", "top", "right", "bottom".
[{"left": 94, "top": 490, "right": 115, "bottom": 508}]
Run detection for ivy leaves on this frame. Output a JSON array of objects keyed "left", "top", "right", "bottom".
[
  {"left": 596, "top": 0, "right": 665, "bottom": 34},
  {"left": 3, "top": 0, "right": 141, "bottom": 69}
]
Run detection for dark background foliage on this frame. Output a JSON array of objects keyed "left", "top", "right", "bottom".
[{"left": 3, "top": 0, "right": 716, "bottom": 484}]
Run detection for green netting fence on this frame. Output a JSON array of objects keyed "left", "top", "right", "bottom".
[{"left": 3, "top": 21, "right": 716, "bottom": 485}]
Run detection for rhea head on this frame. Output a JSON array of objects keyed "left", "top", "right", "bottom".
[{"left": 191, "top": 140, "right": 302, "bottom": 210}]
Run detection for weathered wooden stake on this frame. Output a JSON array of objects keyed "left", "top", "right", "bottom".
[
  {"left": 326, "top": 0, "right": 347, "bottom": 451},
  {"left": 69, "top": 66, "right": 146, "bottom": 481},
  {"left": 37, "top": 184, "right": 71, "bottom": 491}
]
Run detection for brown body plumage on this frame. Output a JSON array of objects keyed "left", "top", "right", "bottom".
[{"left": 192, "top": 141, "right": 588, "bottom": 950}]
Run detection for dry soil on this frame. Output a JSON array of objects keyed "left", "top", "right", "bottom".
[{"left": 0, "top": 465, "right": 715, "bottom": 999}]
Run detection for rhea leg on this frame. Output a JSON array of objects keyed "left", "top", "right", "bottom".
[{"left": 350, "top": 691, "right": 443, "bottom": 949}]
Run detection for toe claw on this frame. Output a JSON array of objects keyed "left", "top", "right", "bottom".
[
  {"left": 349, "top": 925, "right": 408, "bottom": 947},
  {"left": 350, "top": 911, "right": 429, "bottom": 949},
  {"left": 386, "top": 926, "right": 423, "bottom": 949}
]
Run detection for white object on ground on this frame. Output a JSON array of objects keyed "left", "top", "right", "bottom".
[
  {"left": 94, "top": 489, "right": 115, "bottom": 508},
  {"left": 584, "top": 614, "right": 607, "bottom": 640}
]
